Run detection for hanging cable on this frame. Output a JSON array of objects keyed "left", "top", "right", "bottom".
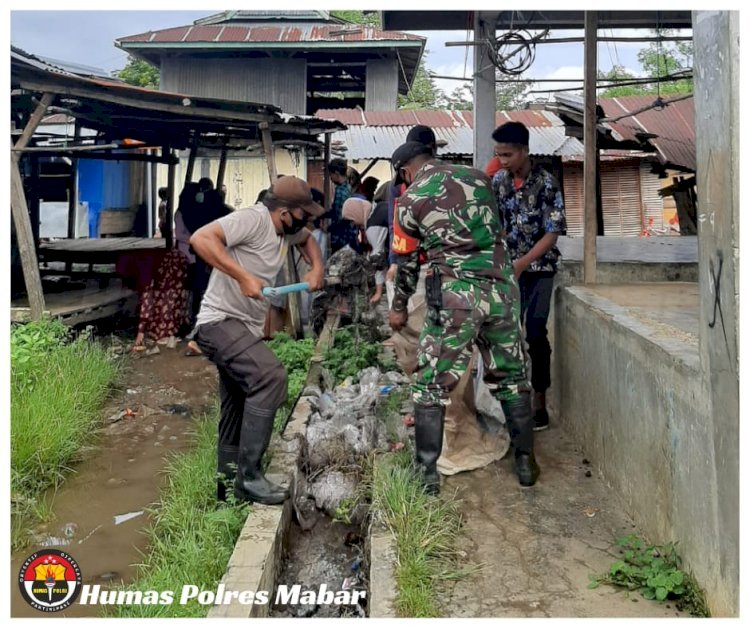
[
  {"left": 485, "top": 27, "right": 549, "bottom": 76},
  {"left": 484, "top": 13, "right": 549, "bottom": 76}
]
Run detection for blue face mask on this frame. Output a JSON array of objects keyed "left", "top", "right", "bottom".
[{"left": 195, "top": 192, "right": 204, "bottom": 203}]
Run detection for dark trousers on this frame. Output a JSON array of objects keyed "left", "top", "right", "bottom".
[
  {"left": 518, "top": 271, "right": 555, "bottom": 394},
  {"left": 194, "top": 318, "right": 287, "bottom": 447},
  {"left": 190, "top": 258, "right": 212, "bottom": 323}
]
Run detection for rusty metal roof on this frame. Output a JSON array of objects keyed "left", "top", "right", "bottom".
[
  {"left": 317, "top": 108, "right": 583, "bottom": 159},
  {"left": 315, "top": 109, "right": 560, "bottom": 129},
  {"left": 600, "top": 96, "right": 695, "bottom": 172},
  {"left": 12, "top": 47, "right": 345, "bottom": 152},
  {"left": 117, "top": 23, "right": 424, "bottom": 45},
  {"left": 116, "top": 20, "right": 425, "bottom": 95}
]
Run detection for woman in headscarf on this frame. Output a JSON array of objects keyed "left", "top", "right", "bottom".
[{"left": 342, "top": 197, "right": 389, "bottom": 304}]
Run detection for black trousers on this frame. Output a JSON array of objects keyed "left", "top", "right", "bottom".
[
  {"left": 190, "top": 258, "right": 212, "bottom": 322},
  {"left": 194, "top": 318, "right": 287, "bottom": 448},
  {"left": 518, "top": 271, "right": 555, "bottom": 394}
]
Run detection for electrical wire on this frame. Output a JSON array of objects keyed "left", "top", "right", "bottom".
[{"left": 485, "top": 27, "right": 550, "bottom": 76}]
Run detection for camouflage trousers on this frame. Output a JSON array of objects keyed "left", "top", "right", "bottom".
[{"left": 412, "top": 279, "right": 529, "bottom": 407}]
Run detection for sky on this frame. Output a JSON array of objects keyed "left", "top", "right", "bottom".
[{"left": 9, "top": 7, "right": 685, "bottom": 105}]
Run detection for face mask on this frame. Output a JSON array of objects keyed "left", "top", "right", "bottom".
[
  {"left": 195, "top": 192, "right": 204, "bottom": 203},
  {"left": 282, "top": 210, "right": 308, "bottom": 235}
]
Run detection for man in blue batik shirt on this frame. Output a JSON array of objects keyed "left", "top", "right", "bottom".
[{"left": 492, "top": 121, "right": 566, "bottom": 432}]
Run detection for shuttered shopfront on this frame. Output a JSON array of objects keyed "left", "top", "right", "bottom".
[{"left": 561, "top": 158, "right": 666, "bottom": 237}]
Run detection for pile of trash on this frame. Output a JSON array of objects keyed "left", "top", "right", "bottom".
[{"left": 293, "top": 366, "right": 409, "bottom": 530}]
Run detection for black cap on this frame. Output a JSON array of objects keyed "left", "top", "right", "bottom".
[
  {"left": 406, "top": 124, "right": 437, "bottom": 146},
  {"left": 391, "top": 141, "right": 434, "bottom": 171},
  {"left": 491, "top": 121, "right": 530, "bottom": 147}
]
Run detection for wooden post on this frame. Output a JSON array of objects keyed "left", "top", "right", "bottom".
[
  {"left": 323, "top": 133, "right": 331, "bottom": 209},
  {"left": 216, "top": 140, "right": 228, "bottom": 191},
  {"left": 150, "top": 148, "right": 158, "bottom": 234},
  {"left": 11, "top": 92, "right": 54, "bottom": 320},
  {"left": 259, "top": 122, "right": 277, "bottom": 183},
  {"left": 358, "top": 158, "right": 380, "bottom": 180},
  {"left": 67, "top": 122, "right": 81, "bottom": 240},
  {"left": 583, "top": 11, "right": 598, "bottom": 284},
  {"left": 184, "top": 134, "right": 199, "bottom": 187},
  {"left": 164, "top": 144, "right": 174, "bottom": 250},
  {"left": 29, "top": 155, "right": 40, "bottom": 248},
  {"left": 260, "top": 122, "right": 302, "bottom": 336}
]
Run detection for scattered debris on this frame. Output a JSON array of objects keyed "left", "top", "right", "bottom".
[{"left": 114, "top": 510, "right": 144, "bottom": 526}]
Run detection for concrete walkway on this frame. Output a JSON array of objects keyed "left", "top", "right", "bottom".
[{"left": 438, "top": 419, "right": 687, "bottom": 618}]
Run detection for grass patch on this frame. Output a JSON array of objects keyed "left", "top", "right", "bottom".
[
  {"left": 371, "top": 452, "right": 469, "bottom": 617},
  {"left": 107, "top": 411, "right": 249, "bottom": 618},
  {"left": 589, "top": 533, "right": 710, "bottom": 617},
  {"left": 11, "top": 319, "right": 120, "bottom": 549}
]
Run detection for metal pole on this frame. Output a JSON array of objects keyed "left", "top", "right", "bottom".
[
  {"left": 473, "top": 12, "right": 496, "bottom": 170},
  {"left": 583, "top": 11, "right": 598, "bottom": 284}
]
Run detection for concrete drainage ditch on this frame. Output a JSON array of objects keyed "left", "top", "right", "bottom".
[{"left": 209, "top": 319, "right": 406, "bottom": 619}]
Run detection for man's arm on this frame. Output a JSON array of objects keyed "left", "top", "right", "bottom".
[
  {"left": 512, "top": 233, "right": 559, "bottom": 276},
  {"left": 294, "top": 230, "right": 325, "bottom": 291},
  {"left": 390, "top": 196, "right": 422, "bottom": 313},
  {"left": 512, "top": 175, "right": 565, "bottom": 276},
  {"left": 190, "top": 222, "right": 265, "bottom": 299}
]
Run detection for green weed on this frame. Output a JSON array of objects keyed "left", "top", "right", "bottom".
[
  {"left": 589, "top": 533, "right": 710, "bottom": 617},
  {"left": 11, "top": 320, "right": 120, "bottom": 549}
]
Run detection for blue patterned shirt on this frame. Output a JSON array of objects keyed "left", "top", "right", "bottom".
[
  {"left": 492, "top": 164, "right": 566, "bottom": 273},
  {"left": 328, "top": 182, "right": 360, "bottom": 253}
]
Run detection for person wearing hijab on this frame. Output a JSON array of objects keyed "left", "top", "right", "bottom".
[{"left": 342, "top": 197, "right": 389, "bottom": 304}]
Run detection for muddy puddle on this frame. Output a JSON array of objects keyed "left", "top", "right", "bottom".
[{"left": 11, "top": 344, "right": 218, "bottom": 618}]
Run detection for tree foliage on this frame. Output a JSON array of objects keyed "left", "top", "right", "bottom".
[
  {"left": 398, "top": 58, "right": 440, "bottom": 110},
  {"left": 599, "top": 31, "right": 693, "bottom": 98},
  {"left": 439, "top": 73, "right": 529, "bottom": 111},
  {"left": 114, "top": 55, "right": 160, "bottom": 89},
  {"left": 330, "top": 10, "right": 380, "bottom": 27}
]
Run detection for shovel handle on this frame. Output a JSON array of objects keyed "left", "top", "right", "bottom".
[{"left": 261, "top": 282, "right": 310, "bottom": 297}]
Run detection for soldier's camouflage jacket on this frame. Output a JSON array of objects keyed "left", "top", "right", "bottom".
[{"left": 392, "top": 160, "right": 514, "bottom": 311}]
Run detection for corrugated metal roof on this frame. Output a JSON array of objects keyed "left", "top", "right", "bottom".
[
  {"left": 118, "top": 23, "right": 424, "bottom": 45},
  {"left": 600, "top": 96, "right": 695, "bottom": 171},
  {"left": 315, "top": 108, "right": 558, "bottom": 129},
  {"left": 329, "top": 121, "right": 583, "bottom": 160}
]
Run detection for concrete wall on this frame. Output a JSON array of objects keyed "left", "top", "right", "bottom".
[
  {"left": 365, "top": 59, "right": 398, "bottom": 111},
  {"left": 553, "top": 286, "right": 732, "bottom": 616},
  {"left": 557, "top": 261, "right": 697, "bottom": 286},
  {"left": 692, "top": 11, "right": 740, "bottom": 618}
]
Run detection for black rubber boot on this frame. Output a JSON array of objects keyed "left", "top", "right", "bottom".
[
  {"left": 234, "top": 402, "right": 289, "bottom": 505},
  {"left": 503, "top": 393, "right": 540, "bottom": 487},
  {"left": 414, "top": 404, "right": 445, "bottom": 496},
  {"left": 217, "top": 445, "right": 238, "bottom": 502}
]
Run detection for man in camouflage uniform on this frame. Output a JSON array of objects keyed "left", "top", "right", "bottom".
[{"left": 388, "top": 141, "right": 540, "bottom": 493}]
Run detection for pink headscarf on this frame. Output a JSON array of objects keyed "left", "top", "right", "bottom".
[{"left": 341, "top": 197, "right": 372, "bottom": 228}]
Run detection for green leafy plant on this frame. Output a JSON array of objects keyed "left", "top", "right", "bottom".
[
  {"left": 266, "top": 332, "right": 314, "bottom": 432},
  {"left": 589, "top": 534, "right": 709, "bottom": 617},
  {"left": 322, "top": 326, "right": 383, "bottom": 384},
  {"left": 333, "top": 497, "right": 357, "bottom": 525}
]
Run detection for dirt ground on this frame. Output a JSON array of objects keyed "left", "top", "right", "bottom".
[{"left": 11, "top": 343, "right": 218, "bottom": 618}]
